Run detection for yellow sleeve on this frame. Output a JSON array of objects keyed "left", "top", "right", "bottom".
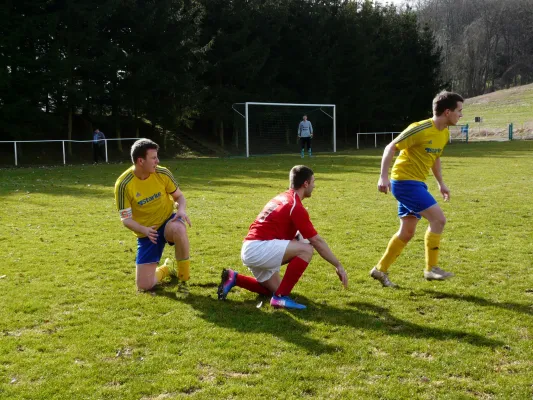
[
  {"left": 114, "top": 174, "right": 133, "bottom": 219},
  {"left": 394, "top": 123, "right": 427, "bottom": 151},
  {"left": 156, "top": 166, "right": 179, "bottom": 194}
]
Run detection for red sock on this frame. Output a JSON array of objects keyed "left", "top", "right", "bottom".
[
  {"left": 275, "top": 257, "right": 309, "bottom": 297},
  {"left": 236, "top": 274, "right": 271, "bottom": 295}
]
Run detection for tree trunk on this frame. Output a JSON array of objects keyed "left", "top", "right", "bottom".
[
  {"left": 68, "top": 107, "right": 73, "bottom": 156},
  {"left": 134, "top": 97, "right": 140, "bottom": 138},
  {"left": 113, "top": 96, "right": 123, "bottom": 152},
  {"left": 344, "top": 121, "right": 348, "bottom": 144},
  {"left": 219, "top": 120, "right": 224, "bottom": 147}
]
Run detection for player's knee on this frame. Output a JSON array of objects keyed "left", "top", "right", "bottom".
[
  {"left": 402, "top": 231, "right": 416, "bottom": 242},
  {"left": 433, "top": 215, "right": 446, "bottom": 231},
  {"left": 398, "top": 226, "right": 416, "bottom": 242},
  {"left": 169, "top": 220, "right": 187, "bottom": 240},
  {"left": 299, "top": 244, "right": 313, "bottom": 261}
]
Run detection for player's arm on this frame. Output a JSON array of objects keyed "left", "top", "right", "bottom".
[
  {"left": 431, "top": 157, "right": 450, "bottom": 201},
  {"left": 122, "top": 217, "right": 159, "bottom": 244},
  {"left": 115, "top": 179, "right": 159, "bottom": 244},
  {"left": 377, "top": 142, "right": 397, "bottom": 194},
  {"left": 308, "top": 234, "right": 348, "bottom": 288},
  {"left": 170, "top": 187, "right": 191, "bottom": 226},
  {"left": 297, "top": 122, "right": 302, "bottom": 137},
  {"left": 309, "top": 122, "right": 313, "bottom": 137}
]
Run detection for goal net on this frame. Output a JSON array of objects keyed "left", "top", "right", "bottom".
[{"left": 232, "top": 102, "right": 336, "bottom": 157}]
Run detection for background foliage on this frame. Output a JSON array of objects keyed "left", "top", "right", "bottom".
[{"left": 0, "top": 0, "right": 443, "bottom": 146}]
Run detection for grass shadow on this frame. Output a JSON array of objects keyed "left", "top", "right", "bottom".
[
  {"left": 161, "top": 288, "right": 504, "bottom": 351},
  {"left": 422, "top": 289, "right": 533, "bottom": 316},
  {"left": 310, "top": 301, "right": 505, "bottom": 348},
  {"left": 168, "top": 292, "right": 339, "bottom": 355}
]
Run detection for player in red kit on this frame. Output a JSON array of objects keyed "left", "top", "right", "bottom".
[{"left": 217, "top": 165, "right": 348, "bottom": 309}]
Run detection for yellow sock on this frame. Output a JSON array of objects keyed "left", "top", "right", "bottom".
[
  {"left": 155, "top": 265, "right": 170, "bottom": 282},
  {"left": 177, "top": 259, "right": 190, "bottom": 281},
  {"left": 425, "top": 231, "right": 441, "bottom": 271},
  {"left": 377, "top": 234, "right": 407, "bottom": 272}
]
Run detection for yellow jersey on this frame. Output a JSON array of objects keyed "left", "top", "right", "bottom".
[
  {"left": 391, "top": 118, "right": 449, "bottom": 182},
  {"left": 114, "top": 165, "right": 178, "bottom": 237}
]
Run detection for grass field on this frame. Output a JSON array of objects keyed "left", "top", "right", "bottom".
[{"left": 1, "top": 141, "right": 532, "bottom": 399}]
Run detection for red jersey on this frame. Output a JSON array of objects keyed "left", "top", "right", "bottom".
[{"left": 245, "top": 189, "right": 318, "bottom": 241}]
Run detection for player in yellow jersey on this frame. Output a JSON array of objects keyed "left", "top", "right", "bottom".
[
  {"left": 114, "top": 139, "right": 192, "bottom": 293},
  {"left": 370, "top": 91, "right": 464, "bottom": 287}
]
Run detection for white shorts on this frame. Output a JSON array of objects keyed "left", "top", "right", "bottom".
[{"left": 241, "top": 240, "right": 290, "bottom": 282}]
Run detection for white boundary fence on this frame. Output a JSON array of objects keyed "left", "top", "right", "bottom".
[
  {"left": 0, "top": 138, "right": 143, "bottom": 166},
  {"left": 356, "top": 132, "right": 400, "bottom": 149},
  {"left": 356, "top": 130, "right": 471, "bottom": 149}
]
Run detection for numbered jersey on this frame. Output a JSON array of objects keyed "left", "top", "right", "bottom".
[{"left": 244, "top": 189, "right": 317, "bottom": 241}]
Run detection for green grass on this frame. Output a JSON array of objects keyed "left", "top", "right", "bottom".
[
  {"left": 463, "top": 83, "right": 533, "bottom": 131},
  {"left": 1, "top": 142, "right": 532, "bottom": 399}
]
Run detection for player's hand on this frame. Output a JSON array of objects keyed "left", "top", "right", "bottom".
[
  {"left": 310, "top": 134, "right": 313, "bottom": 138},
  {"left": 439, "top": 183, "right": 450, "bottom": 201},
  {"left": 336, "top": 265, "right": 348, "bottom": 289},
  {"left": 173, "top": 211, "right": 191, "bottom": 227},
  {"left": 377, "top": 176, "right": 391, "bottom": 194},
  {"left": 144, "top": 226, "right": 158, "bottom": 244}
]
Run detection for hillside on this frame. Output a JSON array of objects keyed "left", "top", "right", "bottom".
[{"left": 463, "top": 83, "right": 533, "bottom": 131}]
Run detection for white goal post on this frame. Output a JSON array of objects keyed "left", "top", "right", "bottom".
[{"left": 232, "top": 102, "right": 336, "bottom": 157}]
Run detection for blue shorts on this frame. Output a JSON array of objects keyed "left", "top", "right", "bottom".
[
  {"left": 391, "top": 180, "right": 437, "bottom": 220},
  {"left": 136, "top": 214, "right": 176, "bottom": 265}
]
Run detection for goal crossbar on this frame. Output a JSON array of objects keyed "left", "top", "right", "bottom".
[{"left": 234, "top": 102, "right": 336, "bottom": 157}]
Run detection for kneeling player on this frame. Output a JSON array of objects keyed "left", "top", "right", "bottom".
[
  {"left": 114, "top": 139, "right": 192, "bottom": 293},
  {"left": 217, "top": 165, "right": 348, "bottom": 309}
]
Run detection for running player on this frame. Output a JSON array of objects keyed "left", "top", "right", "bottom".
[{"left": 370, "top": 91, "right": 463, "bottom": 287}]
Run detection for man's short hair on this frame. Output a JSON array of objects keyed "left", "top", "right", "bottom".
[
  {"left": 290, "top": 165, "right": 314, "bottom": 189},
  {"left": 131, "top": 139, "right": 159, "bottom": 164},
  {"left": 433, "top": 91, "right": 464, "bottom": 116}
]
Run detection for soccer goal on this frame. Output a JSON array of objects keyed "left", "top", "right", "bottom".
[{"left": 232, "top": 102, "right": 336, "bottom": 157}]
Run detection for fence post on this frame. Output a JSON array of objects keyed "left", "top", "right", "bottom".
[
  {"left": 374, "top": 133, "right": 377, "bottom": 148},
  {"left": 105, "top": 139, "right": 108, "bottom": 162},
  {"left": 62, "top": 141, "right": 66, "bottom": 165},
  {"left": 465, "top": 124, "right": 469, "bottom": 144},
  {"left": 357, "top": 133, "right": 359, "bottom": 150},
  {"left": 508, "top": 123, "right": 513, "bottom": 140},
  {"left": 14, "top": 142, "right": 18, "bottom": 166}
]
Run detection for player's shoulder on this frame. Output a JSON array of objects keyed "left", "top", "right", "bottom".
[
  {"left": 396, "top": 119, "right": 433, "bottom": 141},
  {"left": 155, "top": 166, "right": 179, "bottom": 188},
  {"left": 155, "top": 165, "right": 175, "bottom": 178},
  {"left": 155, "top": 165, "right": 174, "bottom": 174},
  {"left": 405, "top": 118, "right": 433, "bottom": 132},
  {"left": 115, "top": 166, "right": 135, "bottom": 188},
  {"left": 274, "top": 189, "right": 295, "bottom": 204}
]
